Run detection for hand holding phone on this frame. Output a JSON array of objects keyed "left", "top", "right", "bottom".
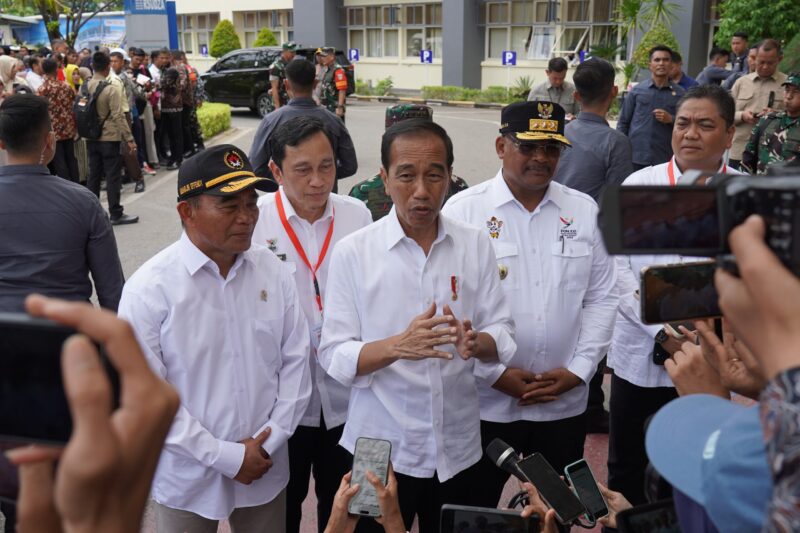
[
  {"left": 564, "top": 459, "right": 609, "bottom": 521},
  {"left": 517, "top": 453, "right": 586, "bottom": 525},
  {"left": 348, "top": 437, "right": 392, "bottom": 517}
]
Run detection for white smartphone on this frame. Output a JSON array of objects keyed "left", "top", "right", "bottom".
[{"left": 564, "top": 459, "right": 608, "bottom": 521}]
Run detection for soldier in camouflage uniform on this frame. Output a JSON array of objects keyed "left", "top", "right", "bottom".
[
  {"left": 349, "top": 104, "right": 469, "bottom": 221},
  {"left": 269, "top": 42, "right": 296, "bottom": 111},
  {"left": 315, "top": 47, "right": 348, "bottom": 122},
  {"left": 743, "top": 72, "right": 800, "bottom": 175}
]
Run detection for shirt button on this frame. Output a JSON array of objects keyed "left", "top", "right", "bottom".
[
  {"left": 535, "top": 281, "right": 540, "bottom": 287},
  {"left": 538, "top": 316, "right": 543, "bottom": 321}
]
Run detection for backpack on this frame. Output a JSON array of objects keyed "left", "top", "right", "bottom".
[{"left": 73, "top": 80, "right": 110, "bottom": 140}]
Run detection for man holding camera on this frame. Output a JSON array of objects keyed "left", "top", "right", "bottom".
[{"left": 607, "top": 85, "right": 744, "bottom": 505}]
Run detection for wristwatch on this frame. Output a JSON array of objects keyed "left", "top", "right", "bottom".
[{"left": 654, "top": 328, "right": 669, "bottom": 345}]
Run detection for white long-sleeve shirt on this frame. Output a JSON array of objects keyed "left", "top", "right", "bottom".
[
  {"left": 608, "top": 158, "right": 743, "bottom": 388},
  {"left": 117, "top": 232, "right": 311, "bottom": 519},
  {"left": 252, "top": 189, "right": 372, "bottom": 428},
  {"left": 443, "top": 173, "right": 618, "bottom": 422},
  {"left": 318, "top": 209, "right": 516, "bottom": 481}
]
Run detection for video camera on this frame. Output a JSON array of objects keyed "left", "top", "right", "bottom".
[{"left": 599, "top": 172, "right": 800, "bottom": 276}]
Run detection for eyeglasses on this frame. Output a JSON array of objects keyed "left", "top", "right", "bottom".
[{"left": 505, "top": 136, "right": 565, "bottom": 158}]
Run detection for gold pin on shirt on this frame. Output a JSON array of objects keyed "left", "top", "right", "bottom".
[
  {"left": 260, "top": 290, "right": 268, "bottom": 302},
  {"left": 498, "top": 264, "right": 508, "bottom": 281}
]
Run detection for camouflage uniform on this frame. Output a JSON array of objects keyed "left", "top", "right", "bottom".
[
  {"left": 742, "top": 112, "right": 800, "bottom": 175},
  {"left": 320, "top": 62, "right": 348, "bottom": 114},
  {"left": 742, "top": 73, "right": 800, "bottom": 175},
  {"left": 348, "top": 104, "right": 469, "bottom": 221},
  {"left": 268, "top": 57, "right": 291, "bottom": 107}
]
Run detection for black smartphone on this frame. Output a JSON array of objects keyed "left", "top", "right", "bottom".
[
  {"left": 516, "top": 453, "right": 586, "bottom": 525},
  {"left": 0, "top": 313, "right": 120, "bottom": 445},
  {"left": 640, "top": 261, "right": 721, "bottom": 324},
  {"left": 616, "top": 499, "right": 679, "bottom": 533},
  {"left": 600, "top": 185, "right": 723, "bottom": 256},
  {"left": 440, "top": 504, "right": 539, "bottom": 533},
  {"left": 348, "top": 437, "right": 392, "bottom": 517},
  {"left": 564, "top": 459, "right": 608, "bottom": 521}
]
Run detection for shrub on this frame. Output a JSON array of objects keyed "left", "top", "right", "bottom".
[
  {"left": 355, "top": 79, "right": 371, "bottom": 95},
  {"left": 631, "top": 22, "right": 680, "bottom": 69},
  {"left": 374, "top": 76, "right": 394, "bottom": 96},
  {"left": 253, "top": 27, "right": 278, "bottom": 47},
  {"left": 197, "top": 103, "right": 231, "bottom": 139},
  {"left": 210, "top": 20, "right": 241, "bottom": 59}
]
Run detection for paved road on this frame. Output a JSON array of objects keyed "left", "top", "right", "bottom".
[{"left": 113, "top": 101, "right": 504, "bottom": 277}]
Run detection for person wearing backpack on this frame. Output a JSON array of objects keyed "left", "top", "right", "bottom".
[{"left": 82, "top": 51, "right": 139, "bottom": 225}]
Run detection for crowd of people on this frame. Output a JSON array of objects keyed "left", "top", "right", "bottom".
[
  {"left": 0, "top": 31, "right": 799, "bottom": 533},
  {"left": 0, "top": 43, "right": 207, "bottom": 225}
]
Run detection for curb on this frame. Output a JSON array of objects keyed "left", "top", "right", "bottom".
[{"left": 350, "top": 94, "right": 504, "bottom": 109}]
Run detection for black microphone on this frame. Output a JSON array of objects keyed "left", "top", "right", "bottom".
[{"left": 485, "top": 438, "right": 529, "bottom": 483}]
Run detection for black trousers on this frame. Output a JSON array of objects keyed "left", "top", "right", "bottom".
[
  {"left": 86, "top": 140, "right": 123, "bottom": 219},
  {"left": 587, "top": 356, "right": 607, "bottom": 417},
  {"left": 132, "top": 116, "right": 146, "bottom": 166},
  {"left": 355, "top": 460, "right": 483, "bottom": 533},
  {"left": 161, "top": 110, "right": 183, "bottom": 164},
  {"left": 462, "top": 414, "right": 588, "bottom": 509},
  {"left": 607, "top": 374, "right": 678, "bottom": 506},
  {"left": 286, "top": 419, "right": 350, "bottom": 533},
  {"left": 50, "top": 138, "right": 79, "bottom": 182},
  {"left": 181, "top": 106, "right": 193, "bottom": 154}
]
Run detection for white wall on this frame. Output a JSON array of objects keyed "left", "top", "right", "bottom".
[{"left": 354, "top": 58, "right": 442, "bottom": 90}]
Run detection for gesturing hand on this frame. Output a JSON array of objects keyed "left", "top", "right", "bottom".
[
  {"left": 519, "top": 368, "right": 581, "bottom": 405},
  {"left": 693, "top": 319, "right": 766, "bottom": 399},
  {"left": 8, "top": 295, "right": 179, "bottom": 533},
  {"left": 665, "top": 341, "right": 729, "bottom": 398},
  {"left": 234, "top": 429, "right": 273, "bottom": 485},
  {"left": 443, "top": 304, "right": 479, "bottom": 360},
  {"left": 391, "top": 303, "right": 455, "bottom": 362}
]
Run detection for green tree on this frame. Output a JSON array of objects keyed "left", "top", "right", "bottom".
[
  {"left": 714, "top": 0, "right": 800, "bottom": 50},
  {"left": 631, "top": 22, "right": 680, "bottom": 69},
  {"left": 253, "top": 27, "right": 278, "bottom": 47},
  {"left": 2, "top": 0, "right": 123, "bottom": 46},
  {"left": 780, "top": 33, "right": 800, "bottom": 74},
  {"left": 210, "top": 19, "right": 242, "bottom": 59}
]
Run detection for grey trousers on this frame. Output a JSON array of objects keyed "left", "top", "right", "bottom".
[{"left": 153, "top": 489, "right": 286, "bottom": 533}]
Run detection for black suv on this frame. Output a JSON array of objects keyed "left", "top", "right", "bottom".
[{"left": 200, "top": 46, "right": 355, "bottom": 118}]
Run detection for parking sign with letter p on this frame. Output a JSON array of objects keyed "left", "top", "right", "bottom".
[
  {"left": 502, "top": 51, "right": 517, "bottom": 66},
  {"left": 420, "top": 50, "right": 433, "bottom": 64},
  {"left": 349, "top": 48, "right": 360, "bottom": 62}
]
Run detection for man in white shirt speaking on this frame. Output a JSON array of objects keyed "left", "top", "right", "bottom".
[
  {"left": 252, "top": 116, "right": 372, "bottom": 533},
  {"left": 318, "top": 119, "right": 516, "bottom": 533},
  {"left": 607, "top": 84, "right": 744, "bottom": 505},
  {"left": 117, "top": 145, "right": 312, "bottom": 533},
  {"left": 443, "top": 101, "right": 618, "bottom": 507}
]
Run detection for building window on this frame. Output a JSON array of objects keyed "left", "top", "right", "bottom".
[
  {"left": 405, "top": 2, "right": 442, "bottom": 58},
  {"left": 234, "top": 9, "right": 294, "bottom": 48},
  {"left": 177, "top": 13, "right": 219, "bottom": 55},
  {"left": 346, "top": 4, "right": 401, "bottom": 58},
  {"left": 483, "top": 0, "right": 621, "bottom": 59}
]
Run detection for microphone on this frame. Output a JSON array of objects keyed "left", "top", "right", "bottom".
[{"left": 485, "top": 438, "right": 529, "bottom": 483}]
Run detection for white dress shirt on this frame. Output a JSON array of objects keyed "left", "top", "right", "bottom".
[
  {"left": 26, "top": 71, "right": 44, "bottom": 92},
  {"left": 117, "top": 233, "right": 311, "bottom": 519},
  {"left": 318, "top": 209, "right": 516, "bottom": 481},
  {"left": 443, "top": 172, "right": 618, "bottom": 422},
  {"left": 149, "top": 63, "right": 161, "bottom": 84},
  {"left": 608, "top": 158, "right": 743, "bottom": 388},
  {"left": 252, "top": 189, "right": 372, "bottom": 428}
]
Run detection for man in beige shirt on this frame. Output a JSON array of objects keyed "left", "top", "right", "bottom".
[
  {"left": 528, "top": 57, "right": 580, "bottom": 120},
  {"left": 730, "top": 39, "right": 787, "bottom": 168},
  {"left": 85, "top": 51, "right": 138, "bottom": 225}
]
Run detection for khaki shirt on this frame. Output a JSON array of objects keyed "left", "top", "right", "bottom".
[
  {"left": 527, "top": 80, "right": 580, "bottom": 116},
  {"left": 108, "top": 71, "right": 130, "bottom": 113},
  {"left": 87, "top": 73, "right": 133, "bottom": 143},
  {"left": 731, "top": 71, "right": 787, "bottom": 159}
]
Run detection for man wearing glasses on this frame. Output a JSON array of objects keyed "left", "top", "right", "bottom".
[{"left": 443, "top": 101, "right": 618, "bottom": 507}]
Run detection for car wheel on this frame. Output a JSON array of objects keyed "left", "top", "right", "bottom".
[{"left": 256, "top": 93, "right": 274, "bottom": 118}]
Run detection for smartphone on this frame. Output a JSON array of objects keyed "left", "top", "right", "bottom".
[
  {"left": 440, "top": 504, "right": 539, "bottom": 533},
  {"left": 640, "top": 261, "right": 721, "bottom": 324},
  {"left": 0, "top": 313, "right": 120, "bottom": 444},
  {"left": 564, "top": 459, "right": 608, "bottom": 521},
  {"left": 348, "top": 437, "right": 392, "bottom": 517},
  {"left": 516, "top": 453, "right": 586, "bottom": 525},
  {"left": 616, "top": 499, "right": 679, "bottom": 533}
]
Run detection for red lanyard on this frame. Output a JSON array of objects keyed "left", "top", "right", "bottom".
[
  {"left": 667, "top": 158, "right": 728, "bottom": 186},
  {"left": 275, "top": 192, "right": 335, "bottom": 312}
]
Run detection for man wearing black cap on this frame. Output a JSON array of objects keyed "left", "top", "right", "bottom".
[
  {"left": 117, "top": 145, "right": 311, "bottom": 533},
  {"left": 316, "top": 47, "right": 348, "bottom": 121},
  {"left": 444, "top": 101, "right": 618, "bottom": 508},
  {"left": 270, "top": 42, "right": 296, "bottom": 111}
]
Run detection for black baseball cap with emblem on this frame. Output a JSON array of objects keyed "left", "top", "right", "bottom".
[
  {"left": 177, "top": 144, "right": 278, "bottom": 201},
  {"left": 500, "top": 100, "right": 571, "bottom": 146}
]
